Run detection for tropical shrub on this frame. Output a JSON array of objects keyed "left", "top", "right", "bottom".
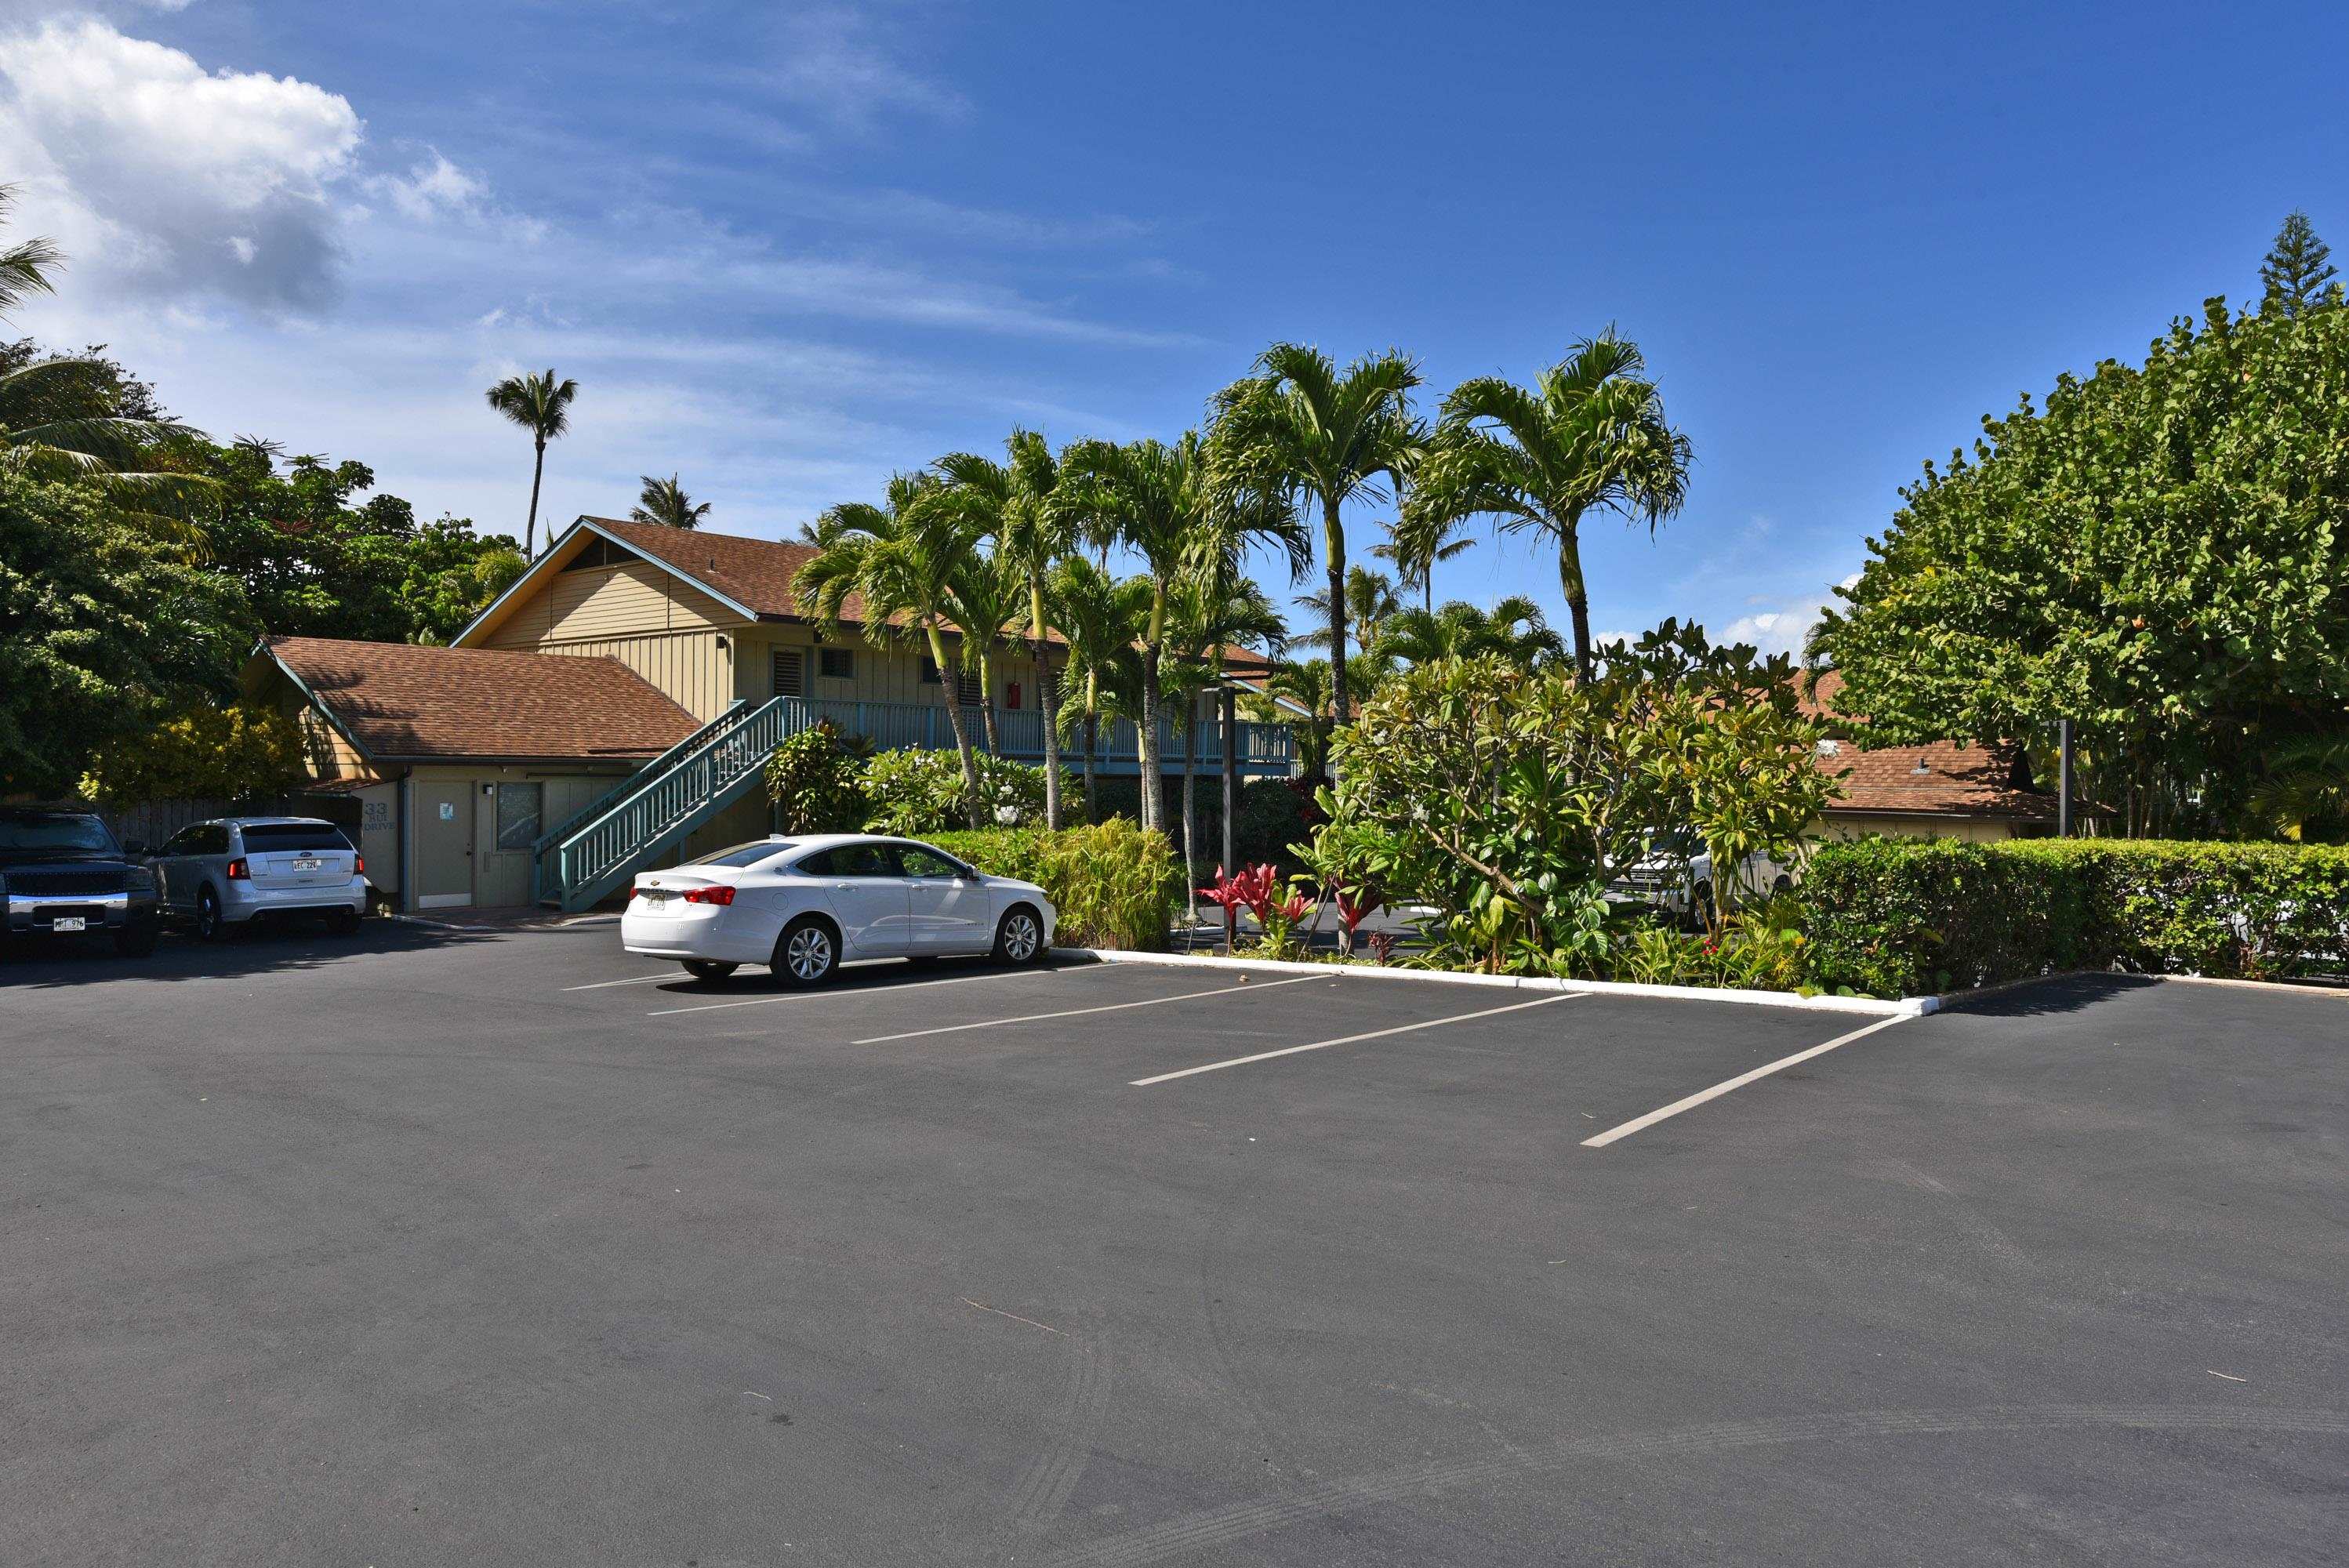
[
  {"left": 1307, "top": 630, "right": 1835, "bottom": 975},
  {"left": 859, "top": 748, "right": 1069, "bottom": 834},
  {"left": 1800, "top": 837, "right": 2349, "bottom": 996},
  {"left": 762, "top": 720, "right": 868, "bottom": 834},
  {"left": 928, "top": 818, "right": 1181, "bottom": 950}
]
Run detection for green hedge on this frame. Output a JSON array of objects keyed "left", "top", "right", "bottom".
[
  {"left": 1802, "top": 837, "right": 2349, "bottom": 996},
  {"left": 928, "top": 819, "right": 1181, "bottom": 952}
]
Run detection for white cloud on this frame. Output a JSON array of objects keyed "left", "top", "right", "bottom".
[
  {"left": 0, "top": 17, "right": 361, "bottom": 310},
  {"left": 757, "top": 5, "right": 967, "bottom": 131},
  {"left": 373, "top": 151, "right": 486, "bottom": 223},
  {"left": 1718, "top": 573, "right": 1861, "bottom": 659}
]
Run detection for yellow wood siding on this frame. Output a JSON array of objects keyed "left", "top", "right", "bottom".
[
  {"left": 529, "top": 633, "right": 735, "bottom": 721},
  {"left": 482, "top": 560, "right": 740, "bottom": 648},
  {"left": 735, "top": 626, "right": 1047, "bottom": 710}
]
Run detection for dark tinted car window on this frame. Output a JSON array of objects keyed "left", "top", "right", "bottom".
[
  {"left": 0, "top": 812, "right": 117, "bottom": 855},
  {"left": 898, "top": 846, "right": 964, "bottom": 878},
  {"left": 198, "top": 824, "right": 232, "bottom": 855},
  {"left": 238, "top": 823, "right": 353, "bottom": 852},
  {"left": 800, "top": 843, "right": 895, "bottom": 877},
  {"left": 699, "top": 840, "right": 797, "bottom": 869}
]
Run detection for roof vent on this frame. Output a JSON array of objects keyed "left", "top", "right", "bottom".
[
  {"left": 1912, "top": 757, "right": 1932, "bottom": 775},
  {"left": 1816, "top": 739, "right": 1841, "bottom": 757}
]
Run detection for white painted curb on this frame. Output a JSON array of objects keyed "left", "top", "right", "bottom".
[{"left": 1071, "top": 947, "right": 1933, "bottom": 1017}]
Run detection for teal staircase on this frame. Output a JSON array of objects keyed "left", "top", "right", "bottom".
[{"left": 533, "top": 696, "right": 808, "bottom": 912}]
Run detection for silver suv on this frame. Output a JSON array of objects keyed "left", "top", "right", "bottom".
[{"left": 150, "top": 817, "right": 369, "bottom": 941}]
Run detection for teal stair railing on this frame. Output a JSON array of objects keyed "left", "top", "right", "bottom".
[
  {"left": 541, "top": 696, "right": 808, "bottom": 911},
  {"left": 531, "top": 700, "right": 750, "bottom": 902}
]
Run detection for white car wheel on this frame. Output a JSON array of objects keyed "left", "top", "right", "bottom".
[
  {"left": 775, "top": 916, "right": 837, "bottom": 986},
  {"left": 993, "top": 906, "right": 1044, "bottom": 966}
]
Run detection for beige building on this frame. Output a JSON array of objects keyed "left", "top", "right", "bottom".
[{"left": 251, "top": 514, "right": 1297, "bottom": 913}]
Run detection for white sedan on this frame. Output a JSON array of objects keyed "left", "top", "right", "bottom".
[{"left": 621, "top": 833, "right": 1056, "bottom": 985}]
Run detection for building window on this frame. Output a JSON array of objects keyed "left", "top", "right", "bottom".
[
  {"left": 772, "top": 648, "right": 804, "bottom": 698},
  {"left": 957, "top": 671, "right": 983, "bottom": 706},
  {"left": 560, "top": 537, "right": 622, "bottom": 572},
  {"left": 920, "top": 656, "right": 942, "bottom": 684},
  {"left": 494, "top": 783, "right": 543, "bottom": 851},
  {"left": 819, "top": 647, "right": 854, "bottom": 681}
]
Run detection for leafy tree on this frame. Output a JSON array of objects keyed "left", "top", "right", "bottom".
[
  {"left": 1403, "top": 331, "right": 1692, "bottom": 677},
  {"left": 187, "top": 441, "right": 521, "bottom": 644},
  {"left": 762, "top": 720, "right": 870, "bottom": 834},
  {"left": 485, "top": 368, "right": 577, "bottom": 557},
  {"left": 1811, "top": 296, "right": 2349, "bottom": 837},
  {"left": 0, "top": 472, "right": 251, "bottom": 797},
  {"left": 2247, "top": 735, "right": 2349, "bottom": 842},
  {"left": 2260, "top": 211, "right": 2340, "bottom": 318},
  {"left": 1373, "top": 595, "right": 1563, "bottom": 671},
  {"left": 794, "top": 472, "right": 990, "bottom": 828},
  {"left": 1163, "top": 568, "right": 1287, "bottom": 912},
  {"left": 630, "top": 472, "right": 710, "bottom": 529},
  {"left": 1208, "top": 344, "right": 1421, "bottom": 724},
  {"left": 82, "top": 702, "right": 305, "bottom": 806}
]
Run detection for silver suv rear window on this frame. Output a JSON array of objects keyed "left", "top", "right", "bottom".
[{"left": 238, "top": 824, "right": 353, "bottom": 852}]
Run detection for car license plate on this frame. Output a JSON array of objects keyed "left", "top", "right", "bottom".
[
  {"left": 642, "top": 891, "right": 668, "bottom": 909},
  {"left": 52, "top": 916, "right": 86, "bottom": 932},
  {"left": 293, "top": 858, "right": 323, "bottom": 872}
]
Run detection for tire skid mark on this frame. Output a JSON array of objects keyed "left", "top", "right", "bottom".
[
  {"left": 1042, "top": 1405, "right": 2349, "bottom": 1568},
  {"left": 1004, "top": 1339, "right": 1115, "bottom": 1537}
]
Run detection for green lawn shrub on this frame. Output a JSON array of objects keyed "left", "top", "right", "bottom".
[
  {"left": 1801, "top": 837, "right": 2349, "bottom": 996},
  {"left": 928, "top": 818, "right": 1180, "bottom": 951},
  {"left": 858, "top": 748, "right": 1072, "bottom": 834}
]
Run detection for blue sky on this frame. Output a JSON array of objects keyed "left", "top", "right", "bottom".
[{"left": 4, "top": 1, "right": 2346, "bottom": 653}]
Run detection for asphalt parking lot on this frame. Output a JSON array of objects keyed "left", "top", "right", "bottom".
[{"left": 4, "top": 924, "right": 2344, "bottom": 1566}]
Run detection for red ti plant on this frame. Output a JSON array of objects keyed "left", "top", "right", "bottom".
[
  {"left": 1197, "top": 862, "right": 1282, "bottom": 953},
  {"left": 1258, "top": 886, "right": 1315, "bottom": 959},
  {"left": 1327, "top": 877, "right": 1380, "bottom": 959},
  {"left": 1365, "top": 929, "right": 1400, "bottom": 965}
]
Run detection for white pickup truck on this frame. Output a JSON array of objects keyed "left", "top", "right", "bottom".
[{"left": 1609, "top": 831, "right": 1799, "bottom": 922}]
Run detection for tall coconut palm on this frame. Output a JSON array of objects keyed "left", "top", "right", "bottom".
[
  {"left": 794, "top": 472, "right": 989, "bottom": 828},
  {"left": 630, "top": 473, "right": 710, "bottom": 529},
  {"left": 485, "top": 368, "right": 578, "bottom": 557},
  {"left": 1403, "top": 332, "right": 1691, "bottom": 678},
  {"left": 1373, "top": 512, "right": 1476, "bottom": 610},
  {"left": 1047, "top": 556, "right": 1149, "bottom": 823},
  {"left": 0, "top": 185, "right": 60, "bottom": 318},
  {"left": 1061, "top": 433, "right": 1302, "bottom": 833},
  {"left": 1372, "top": 596, "right": 1565, "bottom": 672},
  {"left": 1209, "top": 343, "right": 1421, "bottom": 726},
  {"left": 935, "top": 430, "right": 1077, "bottom": 826}
]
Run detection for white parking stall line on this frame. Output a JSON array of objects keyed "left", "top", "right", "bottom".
[
  {"left": 851, "top": 974, "right": 1319, "bottom": 1045},
  {"left": 562, "top": 973, "right": 683, "bottom": 991},
  {"left": 1579, "top": 1014, "right": 1913, "bottom": 1149},
  {"left": 648, "top": 967, "right": 1049, "bottom": 1018},
  {"left": 1130, "top": 992, "right": 1584, "bottom": 1087}
]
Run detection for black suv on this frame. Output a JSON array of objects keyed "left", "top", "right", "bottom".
[{"left": 0, "top": 805, "right": 162, "bottom": 958}]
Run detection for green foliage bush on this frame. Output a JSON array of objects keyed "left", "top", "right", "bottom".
[
  {"left": 858, "top": 748, "right": 1071, "bottom": 834},
  {"left": 762, "top": 721, "right": 869, "bottom": 835},
  {"left": 928, "top": 819, "right": 1180, "bottom": 950},
  {"left": 82, "top": 701, "right": 306, "bottom": 806},
  {"left": 1801, "top": 837, "right": 2349, "bottom": 996}
]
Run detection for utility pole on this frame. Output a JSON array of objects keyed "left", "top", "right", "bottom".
[{"left": 2057, "top": 718, "right": 2074, "bottom": 838}]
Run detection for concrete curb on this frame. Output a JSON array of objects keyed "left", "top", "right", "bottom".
[
  {"left": 1927, "top": 968, "right": 2348, "bottom": 1010},
  {"left": 1070, "top": 946, "right": 1933, "bottom": 1018}
]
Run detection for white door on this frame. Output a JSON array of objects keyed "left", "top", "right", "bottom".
[
  {"left": 808, "top": 842, "right": 909, "bottom": 957},
  {"left": 897, "top": 843, "right": 989, "bottom": 951}
]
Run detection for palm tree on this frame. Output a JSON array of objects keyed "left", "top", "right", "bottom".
[
  {"left": 943, "top": 547, "right": 1025, "bottom": 755},
  {"left": 630, "top": 473, "right": 710, "bottom": 529},
  {"left": 2250, "top": 735, "right": 2349, "bottom": 840},
  {"left": 1209, "top": 343, "right": 1422, "bottom": 726},
  {"left": 485, "top": 368, "right": 579, "bottom": 557},
  {"left": 1164, "top": 571, "right": 1287, "bottom": 920},
  {"left": 1294, "top": 564, "right": 1401, "bottom": 690},
  {"left": 1264, "top": 658, "right": 1335, "bottom": 782},
  {"left": 935, "top": 430, "right": 1077, "bottom": 826},
  {"left": 1403, "top": 331, "right": 1692, "bottom": 678},
  {"left": 0, "top": 191, "right": 210, "bottom": 522},
  {"left": 1048, "top": 556, "right": 1149, "bottom": 823},
  {"left": 794, "top": 473, "right": 989, "bottom": 829},
  {"left": 1061, "top": 433, "right": 1301, "bottom": 834},
  {"left": 1373, "top": 512, "right": 1476, "bottom": 610},
  {"left": 1372, "top": 596, "right": 1564, "bottom": 671}
]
